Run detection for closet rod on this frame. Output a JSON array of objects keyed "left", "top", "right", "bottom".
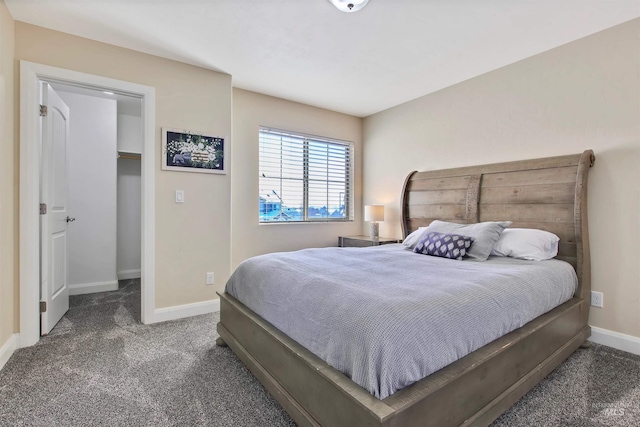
[{"left": 118, "top": 154, "right": 141, "bottom": 160}]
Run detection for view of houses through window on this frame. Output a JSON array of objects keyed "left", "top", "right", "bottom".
[{"left": 259, "top": 127, "right": 353, "bottom": 223}]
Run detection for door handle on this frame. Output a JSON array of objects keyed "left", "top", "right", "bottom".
[{"left": 65, "top": 216, "right": 76, "bottom": 223}]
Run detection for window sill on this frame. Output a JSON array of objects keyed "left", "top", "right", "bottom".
[{"left": 259, "top": 220, "right": 354, "bottom": 225}]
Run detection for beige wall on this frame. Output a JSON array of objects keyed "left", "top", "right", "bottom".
[
  {"left": 14, "top": 22, "right": 233, "bottom": 308},
  {"left": 363, "top": 19, "right": 640, "bottom": 338},
  {"left": 231, "top": 89, "right": 362, "bottom": 267},
  {"left": 0, "top": 0, "right": 16, "bottom": 346}
]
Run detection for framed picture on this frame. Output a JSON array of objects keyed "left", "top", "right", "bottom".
[{"left": 162, "top": 128, "right": 226, "bottom": 174}]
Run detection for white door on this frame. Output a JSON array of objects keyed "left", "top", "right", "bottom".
[{"left": 40, "top": 83, "right": 71, "bottom": 335}]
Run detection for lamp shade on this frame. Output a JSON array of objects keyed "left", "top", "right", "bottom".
[{"left": 364, "top": 205, "right": 384, "bottom": 222}]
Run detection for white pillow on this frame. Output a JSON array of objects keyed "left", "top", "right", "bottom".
[
  {"left": 491, "top": 228, "right": 560, "bottom": 261},
  {"left": 402, "top": 227, "right": 428, "bottom": 249}
]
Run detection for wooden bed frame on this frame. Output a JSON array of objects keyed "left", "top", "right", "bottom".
[{"left": 217, "top": 150, "right": 595, "bottom": 427}]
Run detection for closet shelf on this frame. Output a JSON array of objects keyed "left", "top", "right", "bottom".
[{"left": 118, "top": 151, "right": 141, "bottom": 160}]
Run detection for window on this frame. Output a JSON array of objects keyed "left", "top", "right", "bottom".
[{"left": 259, "top": 127, "right": 354, "bottom": 223}]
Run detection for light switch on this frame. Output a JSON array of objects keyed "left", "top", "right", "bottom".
[{"left": 175, "top": 190, "right": 184, "bottom": 203}]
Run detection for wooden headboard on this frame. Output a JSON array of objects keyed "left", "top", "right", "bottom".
[{"left": 401, "top": 150, "right": 595, "bottom": 302}]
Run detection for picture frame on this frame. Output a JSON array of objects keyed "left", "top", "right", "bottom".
[{"left": 162, "top": 127, "right": 226, "bottom": 174}]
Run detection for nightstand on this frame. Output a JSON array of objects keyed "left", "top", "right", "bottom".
[{"left": 338, "top": 235, "right": 401, "bottom": 247}]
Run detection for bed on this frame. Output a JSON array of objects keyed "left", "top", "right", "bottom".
[{"left": 216, "top": 150, "right": 595, "bottom": 427}]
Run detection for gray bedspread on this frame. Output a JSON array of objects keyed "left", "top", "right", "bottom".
[{"left": 225, "top": 244, "right": 577, "bottom": 399}]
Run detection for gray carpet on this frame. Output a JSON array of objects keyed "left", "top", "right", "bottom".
[{"left": 0, "top": 280, "right": 638, "bottom": 426}]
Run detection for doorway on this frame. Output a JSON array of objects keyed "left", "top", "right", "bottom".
[
  {"left": 40, "top": 82, "right": 143, "bottom": 333},
  {"left": 19, "top": 61, "right": 157, "bottom": 347}
]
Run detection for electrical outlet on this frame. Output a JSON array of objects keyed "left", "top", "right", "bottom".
[
  {"left": 206, "top": 272, "right": 214, "bottom": 285},
  {"left": 590, "top": 291, "right": 603, "bottom": 308}
]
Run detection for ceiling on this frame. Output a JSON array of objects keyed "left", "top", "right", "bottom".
[
  {"left": 49, "top": 82, "right": 142, "bottom": 117},
  {"left": 7, "top": 0, "right": 639, "bottom": 117}
]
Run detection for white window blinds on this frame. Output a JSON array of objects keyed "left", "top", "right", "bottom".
[{"left": 259, "top": 127, "right": 354, "bottom": 223}]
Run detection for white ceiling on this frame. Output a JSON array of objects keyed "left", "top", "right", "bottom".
[
  {"left": 7, "top": 0, "right": 640, "bottom": 117},
  {"left": 49, "top": 82, "right": 142, "bottom": 117}
]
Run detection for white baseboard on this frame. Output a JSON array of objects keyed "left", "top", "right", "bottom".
[
  {"left": 117, "top": 269, "right": 141, "bottom": 280},
  {"left": 0, "top": 334, "right": 18, "bottom": 372},
  {"left": 68, "top": 280, "right": 119, "bottom": 296},
  {"left": 589, "top": 326, "right": 640, "bottom": 356},
  {"left": 153, "top": 299, "right": 220, "bottom": 323}
]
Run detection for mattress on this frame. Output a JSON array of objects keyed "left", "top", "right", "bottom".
[{"left": 225, "top": 244, "right": 577, "bottom": 399}]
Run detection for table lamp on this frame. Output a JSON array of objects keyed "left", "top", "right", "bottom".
[{"left": 364, "top": 205, "right": 384, "bottom": 240}]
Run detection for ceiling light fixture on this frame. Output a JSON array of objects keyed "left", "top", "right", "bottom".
[{"left": 328, "top": 0, "right": 370, "bottom": 13}]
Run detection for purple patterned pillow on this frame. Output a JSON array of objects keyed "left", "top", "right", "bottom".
[{"left": 413, "top": 231, "right": 475, "bottom": 260}]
